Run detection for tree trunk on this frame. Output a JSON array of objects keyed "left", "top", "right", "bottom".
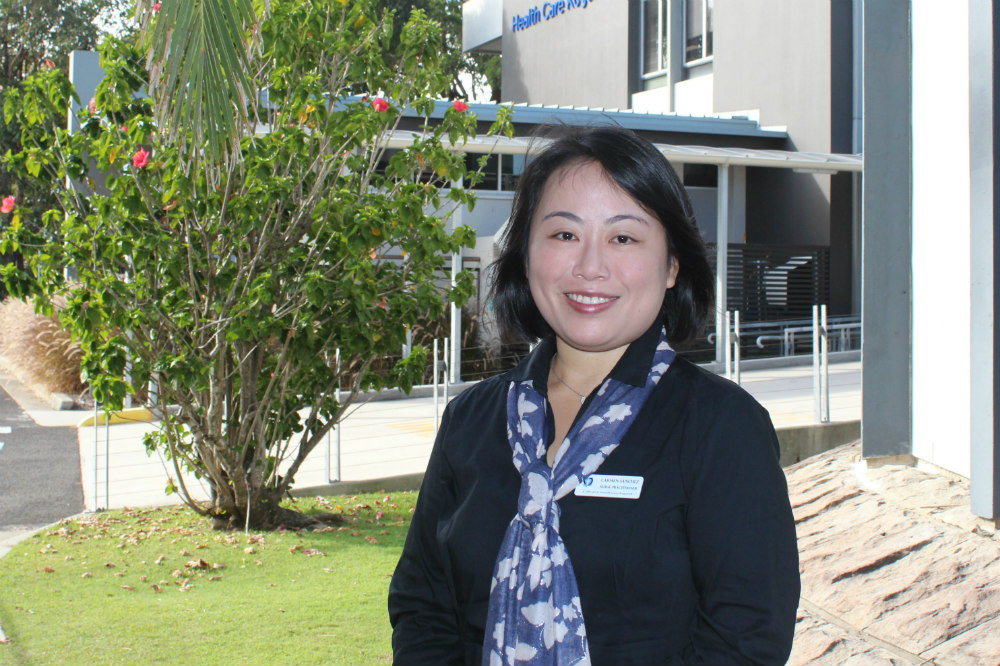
[{"left": 207, "top": 486, "right": 343, "bottom": 531}]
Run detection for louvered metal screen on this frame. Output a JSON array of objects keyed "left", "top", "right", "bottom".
[{"left": 707, "top": 244, "right": 830, "bottom": 322}]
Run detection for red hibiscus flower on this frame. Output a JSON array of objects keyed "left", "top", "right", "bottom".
[
  {"left": 452, "top": 100, "right": 470, "bottom": 113},
  {"left": 372, "top": 97, "right": 389, "bottom": 112},
  {"left": 1, "top": 196, "right": 14, "bottom": 214},
  {"left": 132, "top": 148, "right": 150, "bottom": 169}
]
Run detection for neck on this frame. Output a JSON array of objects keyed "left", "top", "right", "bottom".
[{"left": 551, "top": 338, "right": 629, "bottom": 391}]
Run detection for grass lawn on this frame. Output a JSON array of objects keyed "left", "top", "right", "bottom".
[{"left": 0, "top": 491, "right": 418, "bottom": 666}]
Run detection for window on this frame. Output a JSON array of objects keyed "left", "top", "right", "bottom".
[
  {"left": 465, "top": 153, "right": 499, "bottom": 191},
  {"left": 684, "top": 0, "right": 713, "bottom": 65},
  {"left": 683, "top": 163, "right": 717, "bottom": 188},
  {"left": 463, "top": 154, "right": 525, "bottom": 192},
  {"left": 641, "top": 0, "right": 668, "bottom": 87}
]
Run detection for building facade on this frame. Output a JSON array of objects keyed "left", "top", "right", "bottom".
[{"left": 464, "top": 0, "right": 862, "bottom": 316}]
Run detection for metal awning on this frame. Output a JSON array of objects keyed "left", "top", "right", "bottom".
[{"left": 381, "top": 130, "right": 863, "bottom": 174}]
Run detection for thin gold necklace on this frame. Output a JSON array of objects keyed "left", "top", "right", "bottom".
[{"left": 551, "top": 358, "right": 588, "bottom": 405}]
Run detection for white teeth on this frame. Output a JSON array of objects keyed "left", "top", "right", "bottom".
[{"left": 567, "top": 293, "right": 615, "bottom": 305}]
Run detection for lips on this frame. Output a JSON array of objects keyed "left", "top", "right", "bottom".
[{"left": 564, "top": 293, "right": 619, "bottom": 316}]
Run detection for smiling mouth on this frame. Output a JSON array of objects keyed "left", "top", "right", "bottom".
[{"left": 566, "top": 293, "right": 617, "bottom": 305}]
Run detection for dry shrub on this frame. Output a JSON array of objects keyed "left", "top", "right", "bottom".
[{"left": 0, "top": 297, "right": 85, "bottom": 395}]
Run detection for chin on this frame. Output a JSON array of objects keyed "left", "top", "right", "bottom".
[{"left": 557, "top": 335, "right": 630, "bottom": 354}]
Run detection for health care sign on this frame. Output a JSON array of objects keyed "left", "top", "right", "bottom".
[{"left": 511, "top": 0, "right": 595, "bottom": 33}]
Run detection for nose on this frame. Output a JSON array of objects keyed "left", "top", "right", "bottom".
[{"left": 572, "top": 237, "right": 609, "bottom": 280}]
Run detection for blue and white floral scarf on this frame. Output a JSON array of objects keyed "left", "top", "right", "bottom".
[{"left": 483, "top": 331, "right": 675, "bottom": 666}]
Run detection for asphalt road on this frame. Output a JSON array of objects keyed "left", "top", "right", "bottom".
[{"left": 0, "top": 385, "right": 83, "bottom": 529}]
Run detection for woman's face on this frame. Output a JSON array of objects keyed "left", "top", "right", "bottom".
[{"left": 526, "top": 160, "right": 678, "bottom": 355}]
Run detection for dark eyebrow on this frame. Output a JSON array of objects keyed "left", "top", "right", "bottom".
[
  {"left": 540, "top": 211, "right": 649, "bottom": 225},
  {"left": 541, "top": 211, "right": 582, "bottom": 223},
  {"left": 607, "top": 214, "right": 649, "bottom": 225}
]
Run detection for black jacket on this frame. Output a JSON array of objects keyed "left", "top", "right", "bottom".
[{"left": 389, "top": 324, "right": 800, "bottom": 665}]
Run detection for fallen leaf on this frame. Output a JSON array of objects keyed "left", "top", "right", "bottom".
[
  {"left": 302, "top": 549, "right": 325, "bottom": 557},
  {"left": 40, "top": 567, "right": 54, "bottom": 573},
  {"left": 104, "top": 562, "right": 116, "bottom": 568},
  {"left": 151, "top": 584, "right": 162, "bottom": 593},
  {"left": 185, "top": 559, "right": 209, "bottom": 569},
  {"left": 139, "top": 576, "right": 148, "bottom": 582},
  {"left": 179, "top": 550, "right": 191, "bottom": 556},
  {"left": 365, "top": 535, "right": 378, "bottom": 544},
  {"left": 120, "top": 585, "right": 135, "bottom": 591},
  {"left": 208, "top": 575, "right": 222, "bottom": 581},
  {"left": 81, "top": 572, "right": 92, "bottom": 578},
  {"left": 244, "top": 547, "right": 255, "bottom": 554},
  {"left": 289, "top": 545, "right": 303, "bottom": 554},
  {"left": 171, "top": 569, "right": 184, "bottom": 578},
  {"left": 212, "top": 562, "right": 225, "bottom": 569}
]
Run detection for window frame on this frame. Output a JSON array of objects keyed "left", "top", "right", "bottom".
[
  {"left": 683, "top": 0, "right": 714, "bottom": 67},
  {"left": 640, "top": 0, "right": 669, "bottom": 83}
]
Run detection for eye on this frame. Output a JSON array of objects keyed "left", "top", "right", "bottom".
[
  {"left": 554, "top": 231, "right": 576, "bottom": 241},
  {"left": 613, "top": 234, "right": 635, "bottom": 244}
]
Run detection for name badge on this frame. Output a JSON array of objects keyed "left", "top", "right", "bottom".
[{"left": 574, "top": 474, "right": 644, "bottom": 499}]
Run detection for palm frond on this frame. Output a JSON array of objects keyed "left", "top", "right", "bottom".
[{"left": 136, "top": 0, "right": 269, "bottom": 183}]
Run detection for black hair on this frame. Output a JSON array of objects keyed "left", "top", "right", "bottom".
[{"left": 489, "top": 125, "right": 714, "bottom": 346}]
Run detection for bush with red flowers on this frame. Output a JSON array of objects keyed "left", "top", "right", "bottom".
[{"left": 0, "top": 1, "right": 510, "bottom": 531}]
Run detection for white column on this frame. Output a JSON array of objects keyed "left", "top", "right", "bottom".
[
  {"left": 969, "top": 0, "right": 998, "bottom": 519},
  {"left": 450, "top": 250, "right": 461, "bottom": 383},
  {"left": 449, "top": 178, "right": 464, "bottom": 384},
  {"left": 715, "top": 165, "right": 731, "bottom": 364}
]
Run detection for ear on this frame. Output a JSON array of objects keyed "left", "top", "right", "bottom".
[{"left": 666, "top": 255, "right": 679, "bottom": 289}]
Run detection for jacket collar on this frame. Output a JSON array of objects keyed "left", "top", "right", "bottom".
[{"left": 508, "top": 320, "right": 664, "bottom": 395}]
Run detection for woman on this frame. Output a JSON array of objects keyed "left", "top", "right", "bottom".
[{"left": 388, "top": 126, "right": 800, "bottom": 665}]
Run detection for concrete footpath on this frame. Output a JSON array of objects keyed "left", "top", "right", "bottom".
[
  {"left": 2, "top": 359, "right": 861, "bottom": 550},
  {"left": 38, "top": 359, "right": 864, "bottom": 514}
]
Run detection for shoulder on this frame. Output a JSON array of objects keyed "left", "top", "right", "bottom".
[
  {"left": 433, "top": 372, "right": 517, "bottom": 474},
  {"left": 663, "top": 355, "right": 768, "bottom": 418},
  {"left": 436, "top": 371, "right": 513, "bottom": 444},
  {"left": 446, "top": 371, "right": 512, "bottom": 416},
  {"left": 661, "top": 356, "right": 780, "bottom": 465}
]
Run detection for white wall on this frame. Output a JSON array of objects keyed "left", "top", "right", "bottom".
[
  {"left": 911, "top": 0, "right": 971, "bottom": 476},
  {"left": 673, "top": 72, "right": 714, "bottom": 116},
  {"left": 459, "top": 191, "right": 514, "bottom": 237}
]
